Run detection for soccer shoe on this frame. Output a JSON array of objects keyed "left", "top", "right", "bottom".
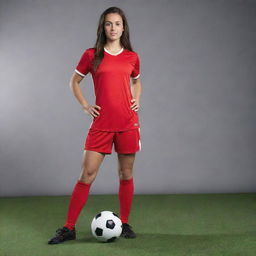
[
  {"left": 48, "top": 227, "right": 76, "bottom": 244},
  {"left": 121, "top": 223, "right": 136, "bottom": 238}
]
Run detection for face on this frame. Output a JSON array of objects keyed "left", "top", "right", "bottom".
[{"left": 104, "top": 13, "right": 124, "bottom": 42}]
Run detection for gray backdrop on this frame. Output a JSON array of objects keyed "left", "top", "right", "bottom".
[{"left": 1, "top": 0, "right": 255, "bottom": 196}]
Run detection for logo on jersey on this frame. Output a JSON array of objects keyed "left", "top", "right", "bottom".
[{"left": 134, "top": 123, "right": 138, "bottom": 126}]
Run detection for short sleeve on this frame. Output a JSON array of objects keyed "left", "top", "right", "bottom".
[
  {"left": 131, "top": 53, "right": 140, "bottom": 79},
  {"left": 75, "top": 49, "right": 91, "bottom": 77}
]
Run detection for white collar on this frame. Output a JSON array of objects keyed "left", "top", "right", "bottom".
[{"left": 104, "top": 47, "right": 124, "bottom": 56}]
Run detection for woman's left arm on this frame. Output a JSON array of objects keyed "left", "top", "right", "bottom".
[{"left": 130, "top": 78, "right": 142, "bottom": 111}]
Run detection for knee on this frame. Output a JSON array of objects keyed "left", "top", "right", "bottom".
[
  {"left": 119, "top": 168, "right": 133, "bottom": 180},
  {"left": 79, "top": 168, "right": 97, "bottom": 184}
]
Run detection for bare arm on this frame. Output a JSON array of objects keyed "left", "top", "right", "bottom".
[
  {"left": 69, "top": 72, "right": 90, "bottom": 108},
  {"left": 130, "top": 77, "right": 142, "bottom": 111},
  {"left": 131, "top": 78, "right": 141, "bottom": 100},
  {"left": 69, "top": 72, "right": 101, "bottom": 117}
]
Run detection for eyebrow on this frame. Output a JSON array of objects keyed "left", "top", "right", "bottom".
[{"left": 105, "top": 21, "right": 122, "bottom": 23}]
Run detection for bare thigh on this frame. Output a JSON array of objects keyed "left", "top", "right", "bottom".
[{"left": 79, "top": 150, "right": 106, "bottom": 184}]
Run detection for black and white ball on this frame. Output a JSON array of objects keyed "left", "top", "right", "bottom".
[{"left": 91, "top": 211, "right": 122, "bottom": 242}]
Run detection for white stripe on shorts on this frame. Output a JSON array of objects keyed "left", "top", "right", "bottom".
[{"left": 138, "top": 127, "right": 141, "bottom": 151}]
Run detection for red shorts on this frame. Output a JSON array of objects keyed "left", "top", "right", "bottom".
[{"left": 84, "top": 128, "right": 141, "bottom": 154}]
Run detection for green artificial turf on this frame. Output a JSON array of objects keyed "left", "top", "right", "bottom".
[{"left": 1, "top": 193, "right": 256, "bottom": 256}]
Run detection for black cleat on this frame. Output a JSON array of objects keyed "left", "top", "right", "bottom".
[
  {"left": 48, "top": 227, "right": 76, "bottom": 244},
  {"left": 121, "top": 223, "right": 136, "bottom": 238}
]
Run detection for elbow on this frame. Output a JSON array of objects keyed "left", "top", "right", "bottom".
[
  {"left": 69, "top": 80, "right": 80, "bottom": 90},
  {"left": 69, "top": 76, "right": 73, "bottom": 89},
  {"left": 69, "top": 72, "right": 83, "bottom": 89},
  {"left": 69, "top": 82, "right": 74, "bottom": 93}
]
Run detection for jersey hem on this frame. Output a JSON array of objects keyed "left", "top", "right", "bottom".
[{"left": 88, "top": 126, "right": 140, "bottom": 132}]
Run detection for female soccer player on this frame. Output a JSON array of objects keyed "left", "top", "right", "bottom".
[{"left": 48, "top": 6, "right": 142, "bottom": 244}]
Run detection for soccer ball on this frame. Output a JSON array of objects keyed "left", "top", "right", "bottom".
[{"left": 91, "top": 211, "right": 122, "bottom": 242}]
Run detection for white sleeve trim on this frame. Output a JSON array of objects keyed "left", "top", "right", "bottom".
[
  {"left": 132, "top": 73, "right": 140, "bottom": 79},
  {"left": 75, "top": 69, "right": 85, "bottom": 77}
]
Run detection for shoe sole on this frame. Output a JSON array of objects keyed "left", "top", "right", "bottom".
[
  {"left": 48, "top": 236, "right": 76, "bottom": 244},
  {"left": 120, "top": 234, "right": 136, "bottom": 239}
]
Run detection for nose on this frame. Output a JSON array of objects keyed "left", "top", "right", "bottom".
[{"left": 111, "top": 24, "right": 117, "bottom": 29}]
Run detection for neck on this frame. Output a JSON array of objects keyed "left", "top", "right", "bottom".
[{"left": 104, "top": 40, "right": 123, "bottom": 51}]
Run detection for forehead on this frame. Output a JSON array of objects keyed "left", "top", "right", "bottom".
[{"left": 105, "top": 13, "right": 123, "bottom": 22}]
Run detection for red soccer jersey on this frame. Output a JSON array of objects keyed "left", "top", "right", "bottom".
[{"left": 75, "top": 47, "right": 141, "bottom": 132}]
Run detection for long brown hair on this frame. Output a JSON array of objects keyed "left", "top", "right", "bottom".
[{"left": 92, "top": 6, "right": 134, "bottom": 72}]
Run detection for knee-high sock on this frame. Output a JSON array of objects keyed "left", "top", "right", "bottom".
[
  {"left": 118, "top": 178, "right": 134, "bottom": 224},
  {"left": 64, "top": 180, "right": 91, "bottom": 230}
]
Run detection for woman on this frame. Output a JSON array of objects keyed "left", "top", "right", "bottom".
[{"left": 48, "top": 6, "right": 142, "bottom": 244}]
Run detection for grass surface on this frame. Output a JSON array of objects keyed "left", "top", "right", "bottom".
[{"left": 1, "top": 193, "right": 256, "bottom": 256}]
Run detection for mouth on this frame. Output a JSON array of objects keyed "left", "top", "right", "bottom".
[{"left": 110, "top": 33, "right": 117, "bottom": 36}]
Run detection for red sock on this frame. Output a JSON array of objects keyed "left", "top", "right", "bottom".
[
  {"left": 118, "top": 178, "right": 134, "bottom": 224},
  {"left": 64, "top": 180, "right": 91, "bottom": 230}
]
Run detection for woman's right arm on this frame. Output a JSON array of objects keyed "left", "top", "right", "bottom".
[
  {"left": 69, "top": 72, "right": 101, "bottom": 118},
  {"left": 69, "top": 72, "right": 89, "bottom": 108}
]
